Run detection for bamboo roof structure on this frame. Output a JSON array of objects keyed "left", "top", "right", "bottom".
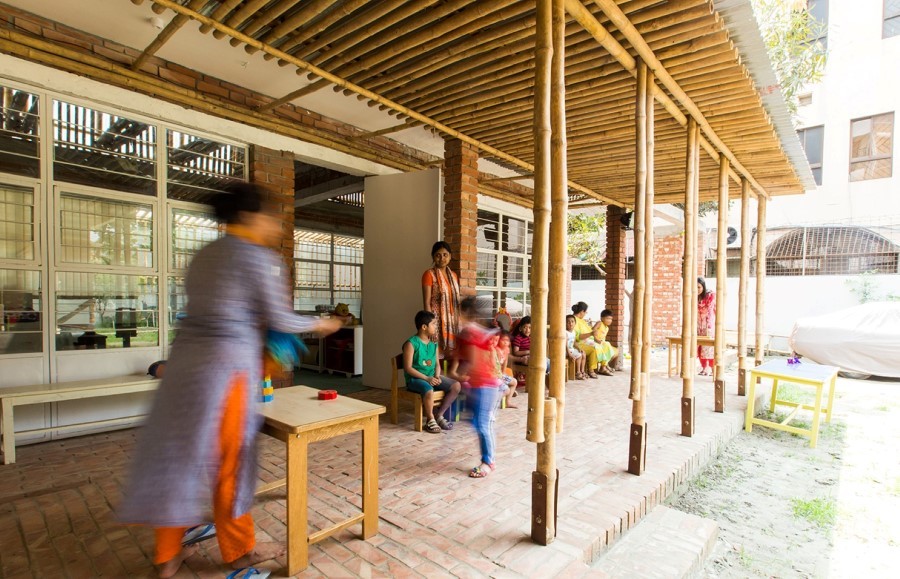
[{"left": 15, "top": 0, "right": 813, "bottom": 207}]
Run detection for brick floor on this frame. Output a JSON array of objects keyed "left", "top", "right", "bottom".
[{"left": 0, "top": 357, "right": 747, "bottom": 578}]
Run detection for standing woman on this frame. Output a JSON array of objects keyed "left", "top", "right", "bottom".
[
  {"left": 422, "top": 241, "right": 461, "bottom": 356},
  {"left": 571, "top": 302, "right": 600, "bottom": 379},
  {"left": 697, "top": 277, "right": 716, "bottom": 376},
  {"left": 118, "top": 183, "right": 341, "bottom": 578}
]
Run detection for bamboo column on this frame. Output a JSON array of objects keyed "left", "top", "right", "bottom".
[
  {"left": 737, "top": 178, "right": 751, "bottom": 395},
  {"left": 530, "top": 0, "right": 555, "bottom": 547},
  {"left": 628, "top": 60, "right": 648, "bottom": 475},
  {"left": 713, "top": 154, "right": 729, "bottom": 412},
  {"left": 548, "top": 0, "right": 568, "bottom": 433},
  {"left": 638, "top": 68, "right": 655, "bottom": 473},
  {"left": 681, "top": 118, "right": 699, "bottom": 437},
  {"left": 755, "top": 195, "right": 767, "bottom": 367}
]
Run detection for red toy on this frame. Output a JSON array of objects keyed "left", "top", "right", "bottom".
[{"left": 317, "top": 390, "right": 338, "bottom": 400}]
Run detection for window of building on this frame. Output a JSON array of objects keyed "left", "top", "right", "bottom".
[
  {"left": 0, "top": 268, "right": 42, "bottom": 354},
  {"left": 293, "top": 230, "right": 363, "bottom": 317},
  {"left": 798, "top": 93, "right": 813, "bottom": 107},
  {"left": 0, "top": 85, "right": 40, "bottom": 177},
  {"left": 476, "top": 209, "right": 532, "bottom": 318},
  {"left": 167, "top": 130, "right": 245, "bottom": 204},
  {"left": 57, "top": 192, "right": 154, "bottom": 267},
  {"left": 849, "top": 113, "right": 894, "bottom": 181},
  {"left": 797, "top": 125, "right": 824, "bottom": 185},
  {"left": 808, "top": 0, "right": 828, "bottom": 47},
  {"left": 885, "top": 0, "right": 900, "bottom": 38}
]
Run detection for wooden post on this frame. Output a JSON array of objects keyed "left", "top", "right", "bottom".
[
  {"left": 532, "top": 397, "right": 558, "bottom": 544},
  {"left": 714, "top": 154, "right": 729, "bottom": 412},
  {"left": 548, "top": 0, "right": 568, "bottom": 432},
  {"left": 628, "top": 60, "right": 648, "bottom": 475},
  {"left": 755, "top": 195, "right": 767, "bottom": 367},
  {"left": 527, "top": 0, "right": 551, "bottom": 445},
  {"left": 681, "top": 119, "right": 698, "bottom": 437},
  {"left": 737, "top": 178, "right": 751, "bottom": 395}
]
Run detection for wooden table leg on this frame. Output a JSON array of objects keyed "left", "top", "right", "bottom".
[
  {"left": 285, "top": 433, "right": 309, "bottom": 576},
  {"left": 744, "top": 372, "right": 757, "bottom": 432},
  {"left": 361, "top": 416, "right": 379, "bottom": 538},
  {"left": 1, "top": 401, "right": 14, "bottom": 465},
  {"left": 668, "top": 341, "right": 673, "bottom": 378},
  {"left": 809, "top": 382, "right": 824, "bottom": 449},
  {"left": 825, "top": 375, "right": 837, "bottom": 424}
]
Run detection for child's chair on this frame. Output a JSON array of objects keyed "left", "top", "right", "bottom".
[{"left": 389, "top": 353, "right": 446, "bottom": 432}]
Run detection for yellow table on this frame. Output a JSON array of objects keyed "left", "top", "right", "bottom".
[
  {"left": 257, "top": 386, "right": 384, "bottom": 575},
  {"left": 666, "top": 335, "right": 715, "bottom": 378},
  {"left": 745, "top": 359, "right": 838, "bottom": 448}
]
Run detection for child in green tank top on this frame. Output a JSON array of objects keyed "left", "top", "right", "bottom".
[{"left": 403, "top": 311, "right": 461, "bottom": 434}]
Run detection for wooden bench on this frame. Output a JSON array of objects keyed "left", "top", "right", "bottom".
[
  {"left": 388, "top": 354, "right": 447, "bottom": 432},
  {"left": 511, "top": 358, "right": 575, "bottom": 382},
  {"left": 1, "top": 375, "right": 158, "bottom": 464}
]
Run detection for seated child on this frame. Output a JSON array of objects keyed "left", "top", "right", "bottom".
[
  {"left": 510, "top": 316, "right": 550, "bottom": 380},
  {"left": 403, "top": 311, "right": 461, "bottom": 434},
  {"left": 592, "top": 309, "right": 619, "bottom": 376},
  {"left": 495, "top": 330, "right": 518, "bottom": 408},
  {"left": 565, "top": 315, "right": 587, "bottom": 380}
]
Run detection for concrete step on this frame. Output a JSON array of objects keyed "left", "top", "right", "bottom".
[{"left": 591, "top": 505, "right": 718, "bottom": 578}]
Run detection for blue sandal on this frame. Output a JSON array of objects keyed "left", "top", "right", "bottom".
[
  {"left": 181, "top": 523, "right": 216, "bottom": 546},
  {"left": 226, "top": 567, "right": 271, "bottom": 579}
]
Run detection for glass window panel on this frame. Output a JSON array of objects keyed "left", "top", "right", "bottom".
[
  {"left": 503, "top": 255, "right": 525, "bottom": 288},
  {"left": 475, "top": 290, "right": 498, "bottom": 323},
  {"left": 501, "top": 291, "right": 529, "bottom": 318},
  {"left": 887, "top": 0, "right": 900, "bottom": 18},
  {"left": 333, "top": 235, "right": 364, "bottom": 264},
  {"left": 0, "top": 269, "right": 42, "bottom": 354},
  {"left": 294, "top": 289, "right": 331, "bottom": 313},
  {"left": 812, "top": 167, "right": 822, "bottom": 185},
  {"left": 56, "top": 272, "right": 159, "bottom": 350},
  {"left": 477, "top": 210, "right": 500, "bottom": 250},
  {"left": 0, "top": 86, "right": 40, "bottom": 177},
  {"left": 850, "top": 158, "right": 892, "bottom": 182},
  {"left": 885, "top": 16, "right": 900, "bottom": 38},
  {"left": 296, "top": 261, "right": 330, "bottom": 288},
  {"left": 0, "top": 184, "right": 35, "bottom": 260},
  {"left": 171, "top": 207, "right": 222, "bottom": 270},
  {"left": 801, "top": 126, "right": 824, "bottom": 165},
  {"left": 167, "top": 130, "right": 245, "bottom": 203},
  {"left": 503, "top": 217, "right": 527, "bottom": 253},
  {"left": 476, "top": 252, "right": 496, "bottom": 287},
  {"left": 59, "top": 193, "right": 153, "bottom": 267},
  {"left": 166, "top": 275, "right": 186, "bottom": 345},
  {"left": 294, "top": 230, "right": 331, "bottom": 261},
  {"left": 53, "top": 100, "right": 156, "bottom": 195}
]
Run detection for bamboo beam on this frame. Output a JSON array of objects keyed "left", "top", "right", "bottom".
[
  {"left": 211, "top": 0, "right": 270, "bottom": 40},
  {"left": 248, "top": 0, "right": 338, "bottom": 54},
  {"left": 229, "top": 0, "right": 305, "bottom": 48},
  {"left": 133, "top": 0, "right": 206, "bottom": 71},
  {"left": 147, "top": 0, "right": 615, "bottom": 205},
  {"left": 549, "top": 0, "right": 568, "bottom": 433},
  {"left": 714, "top": 154, "right": 729, "bottom": 412},
  {"left": 199, "top": 0, "right": 242, "bottom": 34},
  {"left": 350, "top": 121, "right": 421, "bottom": 140},
  {"left": 737, "top": 178, "right": 751, "bottom": 395},
  {"left": 264, "top": 0, "right": 368, "bottom": 60},
  {"left": 681, "top": 118, "right": 699, "bottom": 437},
  {"left": 755, "top": 195, "right": 767, "bottom": 366}
]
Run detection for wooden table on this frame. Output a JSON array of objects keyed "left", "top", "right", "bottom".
[
  {"left": 744, "top": 359, "right": 838, "bottom": 449},
  {"left": 257, "top": 386, "right": 384, "bottom": 575},
  {"left": 666, "top": 335, "right": 715, "bottom": 378}
]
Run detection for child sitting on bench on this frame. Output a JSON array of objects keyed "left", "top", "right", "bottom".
[{"left": 403, "top": 310, "right": 461, "bottom": 434}]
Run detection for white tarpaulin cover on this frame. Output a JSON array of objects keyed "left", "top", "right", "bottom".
[{"left": 790, "top": 302, "right": 900, "bottom": 378}]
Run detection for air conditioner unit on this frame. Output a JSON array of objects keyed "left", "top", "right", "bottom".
[{"left": 709, "top": 226, "right": 740, "bottom": 249}]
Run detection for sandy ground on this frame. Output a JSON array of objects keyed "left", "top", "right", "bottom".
[{"left": 667, "top": 372, "right": 900, "bottom": 578}]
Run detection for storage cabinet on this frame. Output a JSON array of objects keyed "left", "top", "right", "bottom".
[{"left": 324, "top": 326, "right": 363, "bottom": 377}]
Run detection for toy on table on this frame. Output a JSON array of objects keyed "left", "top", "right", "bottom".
[
  {"left": 318, "top": 390, "right": 338, "bottom": 400},
  {"left": 260, "top": 375, "right": 274, "bottom": 403}
]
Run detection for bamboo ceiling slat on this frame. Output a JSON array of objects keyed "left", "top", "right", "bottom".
[
  {"left": 247, "top": 0, "right": 338, "bottom": 54},
  {"left": 199, "top": 0, "right": 242, "bottom": 34},
  {"left": 211, "top": 0, "right": 270, "bottom": 40},
  {"left": 228, "top": 0, "right": 305, "bottom": 47},
  {"left": 262, "top": 0, "right": 367, "bottom": 59}
]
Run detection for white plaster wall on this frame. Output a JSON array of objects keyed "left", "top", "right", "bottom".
[
  {"left": 576, "top": 274, "right": 900, "bottom": 352},
  {"left": 362, "top": 169, "right": 442, "bottom": 390}
]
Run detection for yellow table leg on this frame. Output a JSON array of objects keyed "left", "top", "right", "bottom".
[
  {"left": 361, "top": 416, "right": 379, "bottom": 538},
  {"left": 768, "top": 378, "right": 779, "bottom": 413},
  {"left": 286, "top": 433, "right": 309, "bottom": 576},
  {"left": 809, "top": 383, "right": 824, "bottom": 449},
  {"left": 744, "top": 371, "right": 757, "bottom": 432},
  {"left": 825, "top": 375, "right": 837, "bottom": 424}
]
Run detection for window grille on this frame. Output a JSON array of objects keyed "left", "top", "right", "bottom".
[
  {"left": 849, "top": 113, "right": 894, "bottom": 181},
  {"left": 167, "top": 130, "right": 245, "bottom": 203},
  {"left": 0, "top": 184, "right": 36, "bottom": 261},
  {"left": 58, "top": 192, "right": 153, "bottom": 268},
  {"left": 477, "top": 209, "right": 532, "bottom": 319},
  {"left": 0, "top": 268, "right": 42, "bottom": 354},
  {"left": 762, "top": 225, "right": 900, "bottom": 276},
  {"left": 52, "top": 100, "right": 156, "bottom": 195},
  {"left": 293, "top": 229, "right": 363, "bottom": 317},
  {"left": 170, "top": 207, "right": 222, "bottom": 270},
  {"left": 0, "top": 85, "right": 40, "bottom": 177}
]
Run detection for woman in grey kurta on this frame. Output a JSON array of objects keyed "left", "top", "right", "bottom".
[{"left": 118, "top": 183, "right": 340, "bottom": 577}]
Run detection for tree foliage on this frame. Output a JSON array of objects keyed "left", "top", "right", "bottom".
[
  {"left": 751, "top": 0, "right": 828, "bottom": 118},
  {"left": 567, "top": 213, "right": 607, "bottom": 272}
]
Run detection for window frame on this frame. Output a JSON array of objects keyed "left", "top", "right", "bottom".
[
  {"left": 292, "top": 229, "right": 364, "bottom": 318},
  {"left": 848, "top": 112, "right": 894, "bottom": 182},
  {"left": 797, "top": 125, "right": 824, "bottom": 186},
  {"left": 476, "top": 207, "right": 533, "bottom": 319}
]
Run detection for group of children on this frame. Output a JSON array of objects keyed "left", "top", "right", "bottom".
[{"left": 402, "top": 300, "right": 617, "bottom": 480}]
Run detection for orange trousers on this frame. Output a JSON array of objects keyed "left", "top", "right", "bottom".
[{"left": 154, "top": 374, "right": 255, "bottom": 564}]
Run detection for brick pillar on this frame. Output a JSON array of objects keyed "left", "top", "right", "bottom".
[
  {"left": 443, "top": 138, "right": 479, "bottom": 296},
  {"left": 250, "top": 145, "right": 296, "bottom": 388},
  {"left": 605, "top": 205, "right": 627, "bottom": 367},
  {"left": 653, "top": 234, "right": 685, "bottom": 345}
]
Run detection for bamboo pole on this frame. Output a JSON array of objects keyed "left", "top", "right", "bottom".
[
  {"left": 737, "top": 178, "right": 751, "bottom": 395},
  {"left": 629, "top": 60, "right": 647, "bottom": 406},
  {"left": 147, "top": 0, "right": 614, "bottom": 205},
  {"left": 229, "top": 0, "right": 306, "bottom": 47},
  {"left": 528, "top": 0, "right": 552, "bottom": 447},
  {"left": 755, "top": 196, "right": 767, "bottom": 366},
  {"left": 714, "top": 154, "right": 729, "bottom": 413},
  {"left": 133, "top": 0, "right": 207, "bottom": 71},
  {"left": 198, "top": 0, "right": 242, "bottom": 34},
  {"left": 548, "top": 0, "right": 568, "bottom": 432},
  {"left": 681, "top": 119, "right": 698, "bottom": 437},
  {"left": 532, "top": 398, "right": 558, "bottom": 545}
]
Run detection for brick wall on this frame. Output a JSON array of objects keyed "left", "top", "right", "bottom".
[
  {"left": 605, "top": 206, "right": 627, "bottom": 352},
  {"left": 652, "top": 234, "right": 684, "bottom": 343},
  {"left": 250, "top": 146, "right": 296, "bottom": 388},
  {"left": 443, "top": 138, "right": 479, "bottom": 296}
]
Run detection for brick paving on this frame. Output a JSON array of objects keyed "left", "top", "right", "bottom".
[{"left": 0, "top": 359, "right": 747, "bottom": 578}]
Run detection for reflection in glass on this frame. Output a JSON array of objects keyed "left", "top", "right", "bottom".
[
  {"left": 171, "top": 208, "right": 222, "bottom": 270},
  {"left": 167, "top": 130, "right": 245, "bottom": 203},
  {"left": 55, "top": 272, "right": 158, "bottom": 350},
  {"left": 0, "top": 269, "right": 42, "bottom": 354},
  {"left": 477, "top": 210, "right": 500, "bottom": 250},
  {"left": 59, "top": 193, "right": 153, "bottom": 267},
  {"left": 0, "top": 184, "right": 35, "bottom": 261},
  {"left": 476, "top": 252, "right": 496, "bottom": 287},
  {"left": 0, "top": 86, "right": 40, "bottom": 177}
]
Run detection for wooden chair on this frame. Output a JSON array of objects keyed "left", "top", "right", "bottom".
[
  {"left": 510, "top": 358, "right": 575, "bottom": 383},
  {"left": 389, "top": 353, "right": 445, "bottom": 432}
]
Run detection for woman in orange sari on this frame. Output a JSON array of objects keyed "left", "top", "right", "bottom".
[{"left": 422, "top": 241, "right": 461, "bottom": 356}]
